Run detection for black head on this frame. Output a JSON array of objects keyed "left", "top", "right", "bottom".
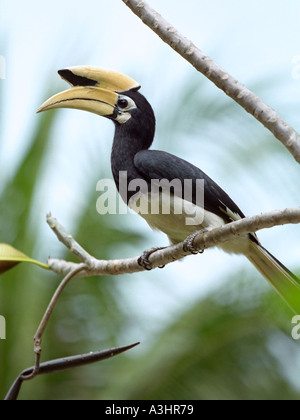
[{"left": 113, "top": 90, "right": 156, "bottom": 150}]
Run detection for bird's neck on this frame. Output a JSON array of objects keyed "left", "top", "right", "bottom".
[{"left": 111, "top": 126, "right": 153, "bottom": 190}]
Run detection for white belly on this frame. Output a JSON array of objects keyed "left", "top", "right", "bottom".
[{"left": 128, "top": 191, "right": 251, "bottom": 255}]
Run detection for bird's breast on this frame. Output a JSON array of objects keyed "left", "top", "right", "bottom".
[{"left": 128, "top": 190, "right": 251, "bottom": 255}]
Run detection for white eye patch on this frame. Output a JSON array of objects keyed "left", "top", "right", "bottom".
[{"left": 115, "top": 95, "right": 137, "bottom": 124}]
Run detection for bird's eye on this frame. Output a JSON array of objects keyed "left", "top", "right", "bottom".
[{"left": 117, "top": 98, "right": 129, "bottom": 109}]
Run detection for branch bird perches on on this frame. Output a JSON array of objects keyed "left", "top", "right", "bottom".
[{"left": 47, "top": 209, "right": 300, "bottom": 278}]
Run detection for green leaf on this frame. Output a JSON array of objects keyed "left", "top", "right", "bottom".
[{"left": 0, "top": 243, "right": 49, "bottom": 275}]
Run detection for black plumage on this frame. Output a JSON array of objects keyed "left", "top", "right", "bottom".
[{"left": 111, "top": 91, "right": 244, "bottom": 222}]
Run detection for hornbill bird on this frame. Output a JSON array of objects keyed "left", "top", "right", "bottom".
[{"left": 38, "top": 66, "right": 300, "bottom": 309}]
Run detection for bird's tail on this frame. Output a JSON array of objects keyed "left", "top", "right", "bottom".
[{"left": 247, "top": 241, "right": 300, "bottom": 313}]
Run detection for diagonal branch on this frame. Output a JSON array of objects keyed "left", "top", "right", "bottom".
[
  {"left": 122, "top": 0, "right": 300, "bottom": 163},
  {"left": 47, "top": 208, "right": 300, "bottom": 278}
]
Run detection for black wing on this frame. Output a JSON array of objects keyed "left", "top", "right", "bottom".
[{"left": 134, "top": 149, "right": 246, "bottom": 223}]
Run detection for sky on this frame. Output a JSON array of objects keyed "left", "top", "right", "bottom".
[
  {"left": 1, "top": 0, "right": 300, "bottom": 342},
  {"left": 2, "top": 0, "right": 300, "bottom": 159}
]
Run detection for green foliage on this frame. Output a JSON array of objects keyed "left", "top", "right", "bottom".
[
  {"left": 0, "top": 110, "right": 58, "bottom": 398},
  {"left": 99, "top": 274, "right": 300, "bottom": 400}
]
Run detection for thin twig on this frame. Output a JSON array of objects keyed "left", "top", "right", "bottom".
[
  {"left": 21, "top": 264, "right": 87, "bottom": 381},
  {"left": 47, "top": 213, "right": 95, "bottom": 266},
  {"left": 47, "top": 208, "right": 300, "bottom": 278},
  {"left": 5, "top": 342, "right": 140, "bottom": 400},
  {"left": 121, "top": 0, "right": 300, "bottom": 163}
]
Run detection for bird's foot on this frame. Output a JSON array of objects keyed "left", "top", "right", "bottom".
[
  {"left": 183, "top": 229, "right": 208, "bottom": 255},
  {"left": 138, "top": 247, "right": 166, "bottom": 271}
]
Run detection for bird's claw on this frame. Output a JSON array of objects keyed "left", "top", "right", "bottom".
[
  {"left": 138, "top": 247, "right": 166, "bottom": 271},
  {"left": 183, "top": 229, "right": 208, "bottom": 255}
]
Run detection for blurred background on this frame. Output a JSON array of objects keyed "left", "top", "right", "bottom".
[{"left": 1, "top": 0, "right": 300, "bottom": 400}]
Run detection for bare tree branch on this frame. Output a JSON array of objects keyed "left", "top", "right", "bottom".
[
  {"left": 122, "top": 0, "right": 300, "bottom": 163},
  {"left": 21, "top": 265, "right": 87, "bottom": 382},
  {"left": 47, "top": 212, "right": 95, "bottom": 266},
  {"left": 47, "top": 208, "right": 300, "bottom": 278}
]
